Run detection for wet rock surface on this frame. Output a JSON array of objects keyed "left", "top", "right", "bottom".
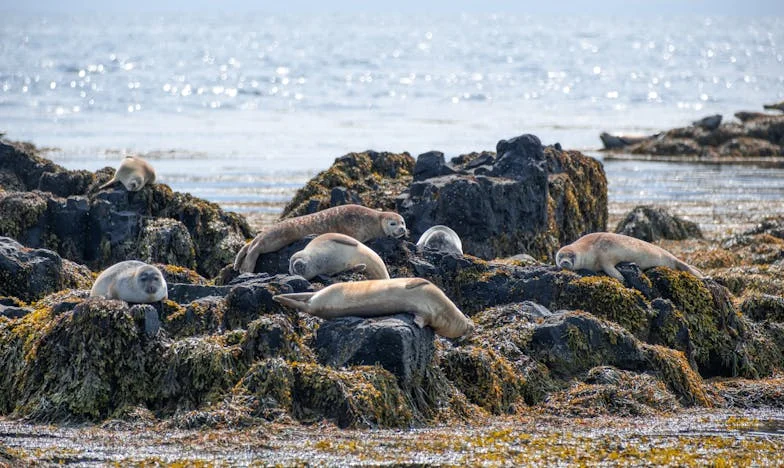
[{"left": 615, "top": 205, "right": 703, "bottom": 242}]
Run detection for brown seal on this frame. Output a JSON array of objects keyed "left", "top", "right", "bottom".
[
  {"left": 234, "top": 204, "right": 407, "bottom": 273},
  {"left": 289, "top": 233, "right": 390, "bottom": 280},
  {"left": 556, "top": 232, "right": 704, "bottom": 281},
  {"left": 99, "top": 155, "right": 156, "bottom": 191},
  {"left": 90, "top": 260, "right": 168, "bottom": 303},
  {"left": 273, "top": 278, "right": 474, "bottom": 338}
]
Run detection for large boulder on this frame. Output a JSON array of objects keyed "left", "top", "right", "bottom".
[
  {"left": 0, "top": 237, "right": 92, "bottom": 302},
  {"left": 615, "top": 205, "right": 703, "bottom": 242},
  {"left": 0, "top": 140, "right": 252, "bottom": 277},
  {"left": 397, "top": 134, "right": 607, "bottom": 260}
]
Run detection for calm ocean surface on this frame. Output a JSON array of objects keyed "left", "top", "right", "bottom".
[{"left": 1, "top": 13, "right": 783, "bottom": 231}]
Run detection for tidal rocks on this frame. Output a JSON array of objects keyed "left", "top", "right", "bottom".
[
  {"left": 313, "top": 314, "right": 434, "bottom": 389},
  {"left": 0, "top": 140, "right": 251, "bottom": 277},
  {"left": 615, "top": 205, "right": 703, "bottom": 242},
  {"left": 601, "top": 106, "right": 784, "bottom": 158},
  {"left": 281, "top": 151, "right": 415, "bottom": 218},
  {"left": 0, "top": 236, "right": 92, "bottom": 302},
  {"left": 398, "top": 134, "right": 607, "bottom": 260}
]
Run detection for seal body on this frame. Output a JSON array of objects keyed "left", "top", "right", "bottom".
[
  {"left": 289, "top": 233, "right": 389, "bottom": 280},
  {"left": 273, "top": 278, "right": 474, "bottom": 338},
  {"left": 90, "top": 260, "right": 168, "bottom": 303},
  {"left": 556, "top": 232, "right": 704, "bottom": 281},
  {"left": 99, "top": 155, "right": 156, "bottom": 191},
  {"left": 234, "top": 204, "right": 407, "bottom": 273},
  {"left": 416, "top": 225, "right": 463, "bottom": 255}
]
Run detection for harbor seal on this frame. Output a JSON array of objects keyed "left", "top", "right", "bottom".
[
  {"left": 289, "top": 233, "right": 390, "bottom": 280},
  {"left": 99, "top": 155, "right": 156, "bottom": 191},
  {"left": 273, "top": 278, "right": 474, "bottom": 338},
  {"left": 90, "top": 260, "right": 168, "bottom": 303},
  {"left": 556, "top": 232, "right": 704, "bottom": 282},
  {"left": 416, "top": 225, "right": 463, "bottom": 255},
  {"left": 234, "top": 204, "right": 407, "bottom": 273}
]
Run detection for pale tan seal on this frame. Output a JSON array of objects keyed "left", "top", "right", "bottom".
[
  {"left": 556, "top": 232, "right": 704, "bottom": 281},
  {"left": 289, "top": 233, "right": 390, "bottom": 280},
  {"left": 416, "top": 225, "right": 463, "bottom": 255},
  {"left": 90, "top": 260, "right": 168, "bottom": 303},
  {"left": 99, "top": 155, "right": 156, "bottom": 191},
  {"left": 273, "top": 278, "right": 474, "bottom": 338},
  {"left": 234, "top": 204, "right": 407, "bottom": 273}
]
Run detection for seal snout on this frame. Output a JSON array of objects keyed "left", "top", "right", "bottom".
[{"left": 556, "top": 249, "right": 576, "bottom": 270}]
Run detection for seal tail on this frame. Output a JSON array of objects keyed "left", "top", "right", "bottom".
[
  {"left": 273, "top": 293, "right": 316, "bottom": 313},
  {"left": 98, "top": 177, "right": 118, "bottom": 191},
  {"left": 675, "top": 259, "right": 704, "bottom": 279}
]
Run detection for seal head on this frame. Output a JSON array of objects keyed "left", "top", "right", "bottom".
[{"left": 381, "top": 212, "right": 407, "bottom": 238}]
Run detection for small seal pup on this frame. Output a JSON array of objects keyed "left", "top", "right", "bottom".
[
  {"left": 273, "top": 278, "right": 474, "bottom": 338},
  {"left": 556, "top": 232, "right": 704, "bottom": 282},
  {"left": 234, "top": 204, "right": 407, "bottom": 273},
  {"left": 90, "top": 260, "right": 168, "bottom": 303},
  {"left": 289, "top": 232, "right": 390, "bottom": 280},
  {"left": 99, "top": 155, "right": 156, "bottom": 191},
  {"left": 416, "top": 225, "right": 463, "bottom": 255}
]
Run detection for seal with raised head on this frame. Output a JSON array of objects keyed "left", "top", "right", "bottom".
[
  {"left": 289, "top": 232, "right": 390, "bottom": 280},
  {"left": 273, "top": 278, "right": 474, "bottom": 338},
  {"left": 416, "top": 225, "right": 463, "bottom": 255},
  {"left": 90, "top": 260, "right": 168, "bottom": 303},
  {"left": 556, "top": 232, "right": 704, "bottom": 282},
  {"left": 234, "top": 204, "right": 407, "bottom": 273},
  {"left": 99, "top": 155, "right": 156, "bottom": 191}
]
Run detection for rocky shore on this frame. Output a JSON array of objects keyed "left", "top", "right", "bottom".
[
  {"left": 1, "top": 132, "right": 784, "bottom": 463},
  {"left": 600, "top": 101, "right": 784, "bottom": 162}
]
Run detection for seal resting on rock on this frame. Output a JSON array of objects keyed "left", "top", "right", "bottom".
[
  {"left": 99, "top": 155, "right": 156, "bottom": 191},
  {"left": 556, "top": 232, "right": 704, "bottom": 281},
  {"left": 234, "top": 204, "right": 407, "bottom": 273},
  {"left": 289, "top": 232, "right": 390, "bottom": 280},
  {"left": 90, "top": 260, "right": 168, "bottom": 303},
  {"left": 416, "top": 225, "right": 463, "bottom": 255},
  {"left": 273, "top": 278, "right": 474, "bottom": 338}
]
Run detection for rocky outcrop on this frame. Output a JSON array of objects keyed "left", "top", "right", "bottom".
[
  {"left": 397, "top": 135, "right": 607, "bottom": 260},
  {"left": 600, "top": 106, "right": 784, "bottom": 158},
  {"left": 0, "top": 140, "right": 252, "bottom": 277},
  {"left": 615, "top": 205, "right": 703, "bottom": 242}
]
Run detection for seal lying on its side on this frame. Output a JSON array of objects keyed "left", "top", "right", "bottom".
[
  {"left": 234, "top": 204, "right": 407, "bottom": 273},
  {"left": 416, "top": 225, "right": 463, "bottom": 255},
  {"left": 556, "top": 232, "right": 704, "bottom": 282},
  {"left": 289, "top": 232, "right": 390, "bottom": 280},
  {"left": 99, "top": 155, "right": 156, "bottom": 191},
  {"left": 273, "top": 278, "right": 474, "bottom": 338},
  {"left": 90, "top": 260, "right": 168, "bottom": 303}
]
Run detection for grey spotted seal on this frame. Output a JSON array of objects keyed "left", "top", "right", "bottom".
[
  {"left": 234, "top": 204, "right": 407, "bottom": 273},
  {"left": 416, "top": 225, "right": 463, "bottom": 254},
  {"left": 99, "top": 155, "right": 156, "bottom": 191},
  {"left": 90, "top": 260, "right": 168, "bottom": 303},
  {"left": 273, "top": 278, "right": 474, "bottom": 338},
  {"left": 289, "top": 232, "right": 389, "bottom": 280},
  {"left": 556, "top": 232, "right": 704, "bottom": 281}
]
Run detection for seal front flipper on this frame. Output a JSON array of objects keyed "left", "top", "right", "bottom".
[
  {"left": 233, "top": 241, "right": 250, "bottom": 271},
  {"left": 413, "top": 313, "right": 427, "bottom": 328},
  {"left": 348, "top": 264, "right": 367, "bottom": 273},
  {"left": 405, "top": 278, "right": 431, "bottom": 289},
  {"left": 330, "top": 236, "right": 359, "bottom": 247}
]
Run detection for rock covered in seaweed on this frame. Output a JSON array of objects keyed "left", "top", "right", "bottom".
[
  {"left": 615, "top": 205, "right": 703, "bottom": 242},
  {"left": 0, "top": 140, "right": 251, "bottom": 277}
]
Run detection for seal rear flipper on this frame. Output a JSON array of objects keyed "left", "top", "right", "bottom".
[
  {"left": 98, "top": 177, "right": 118, "bottom": 191},
  {"left": 273, "top": 293, "right": 316, "bottom": 313},
  {"left": 675, "top": 260, "right": 704, "bottom": 279},
  {"left": 233, "top": 241, "right": 250, "bottom": 271},
  {"left": 347, "top": 263, "right": 367, "bottom": 273}
]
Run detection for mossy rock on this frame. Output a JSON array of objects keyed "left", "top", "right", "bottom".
[
  {"left": 12, "top": 299, "right": 157, "bottom": 422},
  {"left": 155, "top": 263, "right": 208, "bottom": 286},
  {"left": 440, "top": 346, "right": 526, "bottom": 415},
  {"left": 223, "top": 280, "right": 297, "bottom": 330},
  {"left": 710, "top": 376, "right": 784, "bottom": 408},
  {"left": 241, "top": 315, "right": 311, "bottom": 362},
  {"left": 155, "top": 336, "right": 247, "bottom": 413},
  {"left": 740, "top": 294, "right": 784, "bottom": 322},
  {"left": 281, "top": 151, "right": 415, "bottom": 219},
  {"left": 558, "top": 276, "right": 654, "bottom": 340},
  {"left": 290, "top": 362, "right": 413, "bottom": 429},
  {"left": 138, "top": 218, "right": 197, "bottom": 269},
  {"left": 239, "top": 358, "right": 295, "bottom": 420},
  {"left": 162, "top": 296, "right": 226, "bottom": 338},
  {"left": 642, "top": 344, "right": 711, "bottom": 406}
]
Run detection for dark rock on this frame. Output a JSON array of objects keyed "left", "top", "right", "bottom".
[
  {"left": 718, "top": 137, "right": 782, "bottom": 157},
  {"left": 413, "top": 151, "right": 455, "bottom": 181},
  {"left": 252, "top": 235, "right": 313, "bottom": 275},
  {"left": 314, "top": 314, "right": 434, "bottom": 389},
  {"left": 615, "top": 205, "right": 703, "bottom": 242},
  {"left": 0, "top": 304, "right": 31, "bottom": 319},
  {"left": 615, "top": 262, "right": 656, "bottom": 298},
  {"left": 0, "top": 236, "right": 92, "bottom": 302},
  {"left": 162, "top": 296, "right": 226, "bottom": 337},
  {"left": 744, "top": 217, "right": 784, "bottom": 239},
  {"left": 167, "top": 284, "right": 233, "bottom": 304},
  {"left": 329, "top": 186, "right": 362, "bottom": 207},
  {"left": 735, "top": 111, "right": 773, "bottom": 123},
  {"left": 693, "top": 114, "right": 722, "bottom": 130},
  {"left": 398, "top": 134, "right": 607, "bottom": 260},
  {"left": 599, "top": 132, "right": 652, "bottom": 150},
  {"left": 764, "top": 101, "right": 784, "bottom": 113},
  {"left": 130, "top": 304, "right": 161, "bottom": 337},
  {"left": 138, "top": 218, "right": 196, "bottom": 268},
  {"left": 224, "top": 275, "right": 308, "bottom": 329}
]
